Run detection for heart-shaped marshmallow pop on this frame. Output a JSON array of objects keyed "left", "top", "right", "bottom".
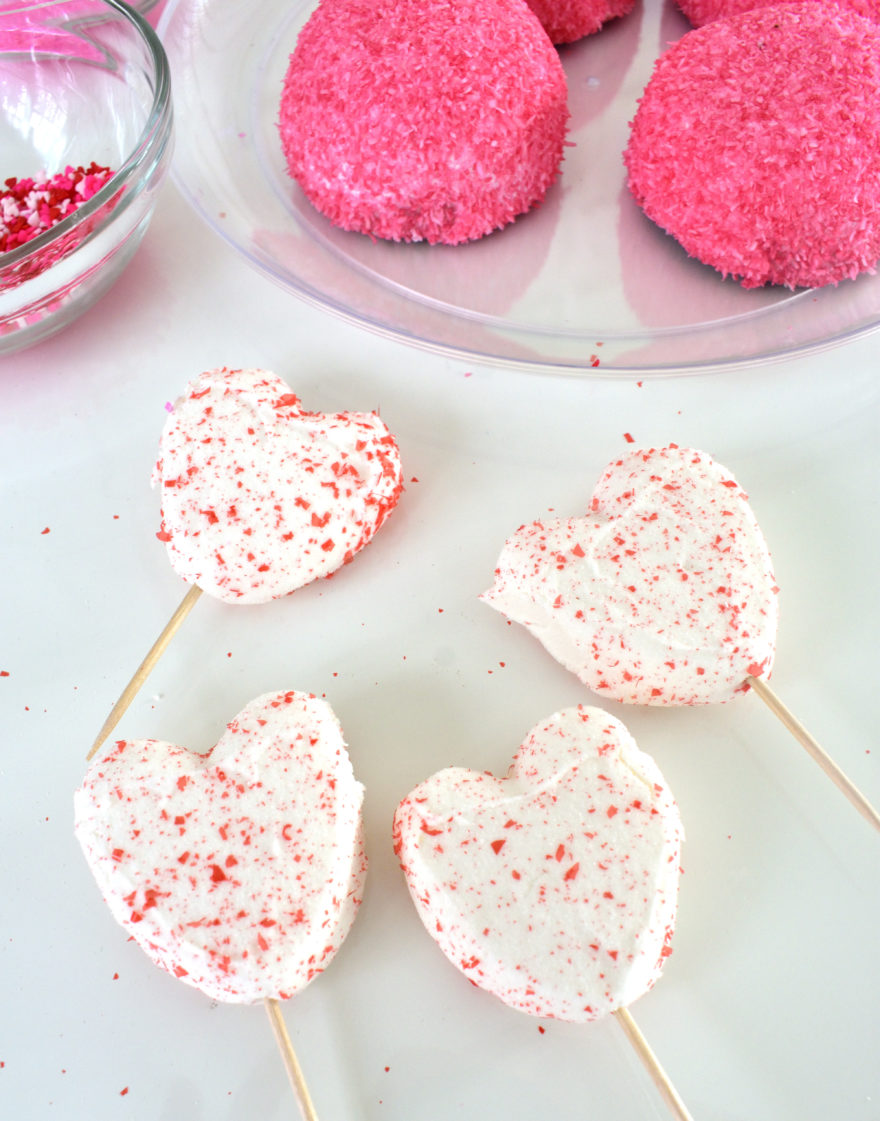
[
  {"left": 74, "top": 690, "right": 367, "bottom": 1004},
  {"left": 481, "top": 444, "right": 779, "bottom": 705},
  {"left": 153, "top": 367, "right": 403, "bottom": 604},
  {"left": 393, "top": 705, "right": 683, "bottom": 1022}
]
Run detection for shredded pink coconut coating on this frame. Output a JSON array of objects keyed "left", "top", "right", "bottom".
[
  {"left": 676, "top": 0, "right": 880, "bottom": 28},
  {"left": 525, "top": 0, "right": 635, "bottom": 43},
  {"left": 625, "top": 3, "right": 880, "bottom": 289},
  {"left": 278, "top": 0, "right": 569, "bottom": 245}
]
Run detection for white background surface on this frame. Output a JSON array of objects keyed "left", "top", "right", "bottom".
[{"left": 2, "top": 178, "right": 879, "bottom": 1121}]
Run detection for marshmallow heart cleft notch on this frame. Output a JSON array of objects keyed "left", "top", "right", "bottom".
[
  {"left": 481, "top": 444, "right": 779, "bottom": 705},
  {"left": 153, "top": 367, "right": 404, "bottom": 605},
  {"left": 74, "top": 690, "right": 367, "bottom": 1004},
  {"left": 393, "top": 706, "right": 684, "bottom": 1022}
]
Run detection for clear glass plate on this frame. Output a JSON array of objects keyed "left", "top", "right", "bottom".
[{"left": 158, "top": 0, "right": 880, "bottom": 375}]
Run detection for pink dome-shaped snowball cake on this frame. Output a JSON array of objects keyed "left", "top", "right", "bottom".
[
  {"left": 625, "top": 3, "right": 880, "bottom": 289},
  {"left": 278, "top": 0, "right": 569, "bottom": 245},
  {"left": 676, "top": 0, "right": 880, "bottom": 28},
  {"left": 524, "top": 0, "right": 636, "bottom": 43}
]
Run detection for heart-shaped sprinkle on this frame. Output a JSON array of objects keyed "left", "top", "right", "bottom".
[
  {"left": 393, "top": 705, "right": 683, "bottom": 1022},
  {"left": 482, "top": 444, "right": 779, "bottom": 705},
  {"left": 153, "top": 367, "right": 403, "bottom": 604},
  {"left": 74, "top": 690, "right": 367, "bottom": 1004}
]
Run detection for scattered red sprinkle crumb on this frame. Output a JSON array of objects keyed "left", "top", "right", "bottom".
[
  {"left": 384, "top": 1065, "right": 390, "bottom": 1073},
  {"left": 227, "top": 651, "right": 232, "bottom": 658},
  {"left": 40, "top": 527, "right": 50, "bottom": 534},
  {"left": 0, "top": 671, "right": 8, "bottom": 677},
  {"left": 410, "top": 476, "right": 419, "bottom": 483},
  {"left": 119, "top": 1087, "right": 129, "bottom": 1096},
  {"left": 623, "top": 432, "right": 635, "bottom": 443},
  {"left": 113, "top": 972, "right": 119, "bottom": 980},
  {"left": 1, "top": 164, "right": 113, "bottom": 252},
  {"left": 538, "top": 1025, "right": 546, "bottom": 1034},
  {"left": 589, "top": 354, "right": 601, "bottom": 367}
]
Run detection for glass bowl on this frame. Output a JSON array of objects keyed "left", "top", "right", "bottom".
[
  {"left": 0, "top": 0, "right": 173, "bottom": 354},
  {"left": 159, "top": 0, "right": 880, "bottom": 375}
]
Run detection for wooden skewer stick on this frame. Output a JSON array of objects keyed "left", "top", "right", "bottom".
[
  {"left": 265, "top": 998, "right": 320, "bottom": 1121},
  {"left": 88, "top": 583, "right": 203, "bottom": 761},
  {"left": 614, "top": 1008, "right": 694, "bottom": 1121},
  {"left": 746, "top": 675, "right": 880, "bottom": 833}
]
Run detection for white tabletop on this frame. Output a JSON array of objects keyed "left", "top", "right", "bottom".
[{"left": 2, "top": 177, "right": 879, "bottom": 1121}]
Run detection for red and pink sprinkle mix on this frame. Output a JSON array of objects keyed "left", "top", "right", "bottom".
[{"left": 0, "top": 163, "right": 113, "bottom": 254}]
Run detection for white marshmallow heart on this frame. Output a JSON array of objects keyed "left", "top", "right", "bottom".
[
  {"left": 153, "top": 367, "right": 403, "bottom": 604},
  {"left": 74, "top": 691, "right": 367, "bottom": 1004},
  {"left": 482, "top": 444, "right": 779, "bottom": 705},
  {"left": 393, "top": 705, "right": 683, "bottom": 1022}
]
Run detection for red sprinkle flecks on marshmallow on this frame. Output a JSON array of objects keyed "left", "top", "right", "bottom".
[
  {"left": 153, "top": 367, "right": 403, "bottom": 605},
  {"left": 481, "top": 444, "right": 779, "bottom": 706},
  {"left": 0, "top": 164, "right": 113, "bottom": 253},
  {"left": 625, "top": 3, "right": 880, "bottom": 289},
  {"left": 74, "top": 691, "right": 367, "bottom": 1004},
  {"left": 393, "top": 705, "right": 683, "bottom": 1023},
  {"left": 278, "top": 0, "right": 569, "bottom": 245}
]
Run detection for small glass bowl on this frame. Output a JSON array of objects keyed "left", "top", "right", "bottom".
[{"left": 0, "top": 0, "right": 173, "bottom": 354}]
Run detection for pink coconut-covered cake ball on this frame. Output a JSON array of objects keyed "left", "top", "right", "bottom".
[
  {"left": 676, "top": 0, "right": 880, "bottom": 28},
  {"left": 524, "top": 0, "right": 636, "bottom": 42},
  {"left": 278, "top": 0, "right": 569, "bottom": 245},
  {"left": 625, "top": 3, "right": 880, "bottom": 289}
]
